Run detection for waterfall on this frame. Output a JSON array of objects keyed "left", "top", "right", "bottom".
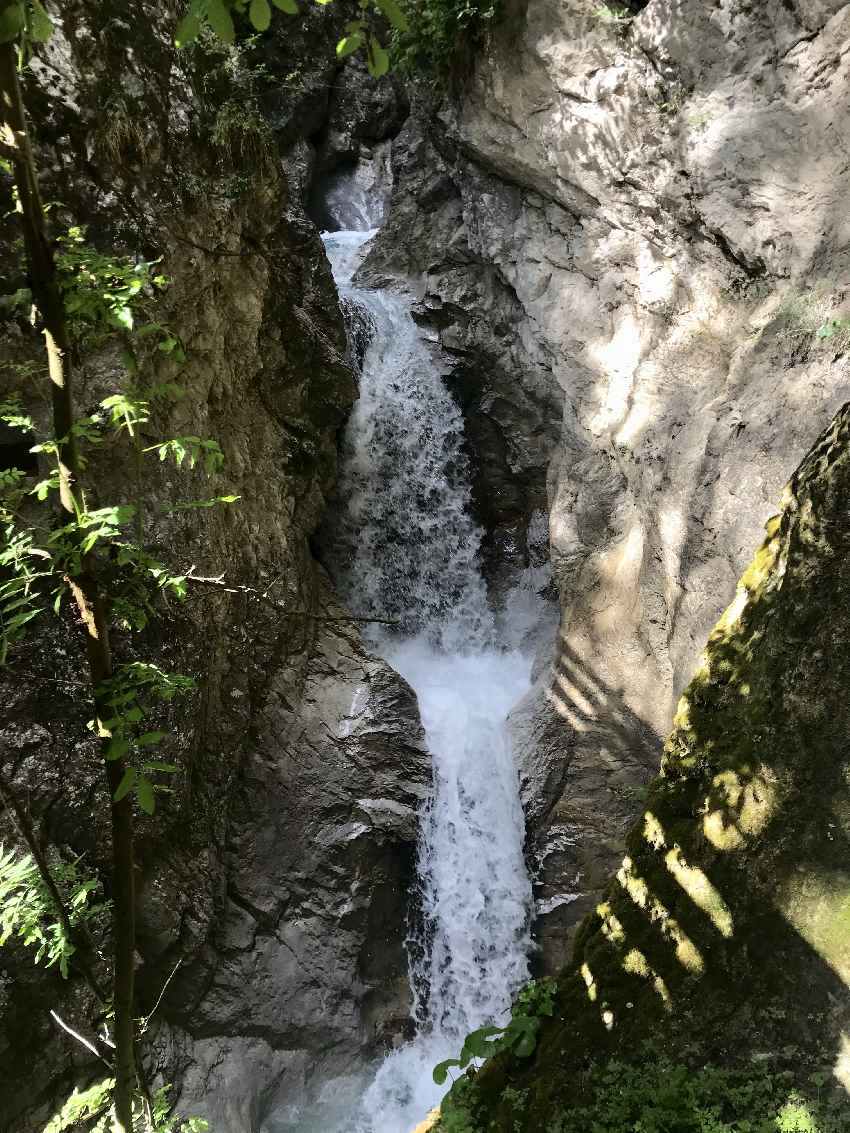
[{"left": 320, "top": 216, "right": 536, "bottom": 1133}]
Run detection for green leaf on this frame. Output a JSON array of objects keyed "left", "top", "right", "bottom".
[
  {"left": 29, "top": 0, "right": 54, "bottom": 41},
  {"left": 136, "top": 777, "right": 156, "bottom": 815},
  {"left": 506, "top": 1015, "right": 540, "bottom": 1058},
  {"left": 249, "top": 0, "right": 271, "bottom": 29},
  {"left": 113, "top": 767, "right": 136, "bottom": 802},
  {"left": 206, "top": 0, "right": 235, "bottom": 42},
  {"left": 5, "top": 608, "right": 40, "bottom": 633},
  {"left": 271, "top": 0, "right": 298, "bottom": 11},
  {"left": 142, "top": 760, "right": 179, "bottom": 773},
  {"left": 432, "top": 1058, "right": 462, "bottom": 1085},
  {"left": 512, "top": 1030, "right": 538, "bottom": 1057},
  {"left": 374, "top": 0, "right": 408, "bottom": 30},
  {"left": 175, "top": 3, "right": 203, "bottom": 47},
  {"left": 367, "top": 35, "right": 390, "bottom": 77},
  {"left": 336, "top": 30, "right": 363, "bottom": 56},
  {"left": 113, "top": 306, "right": 134, "bottom": 331},
  {"left": 169, "top": 494, "right": 241, "bottom": 511},
  {"left": 0, "top": 1, "right": 25, "bottom": 44},
  {"left": 105, "top": 736, "right": 130, "bottom": 761},
  {"left": 136, "top": 731, "right": 167, "bottom": 748},
  {"left": 461, "top": 1025, "right": 505, "bottom": 1060}
]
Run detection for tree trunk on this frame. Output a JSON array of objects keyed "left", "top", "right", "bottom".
[{"left": 0, "top": 26, "right": 138, "bottom": 1131}]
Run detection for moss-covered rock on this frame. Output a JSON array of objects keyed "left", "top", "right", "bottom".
[{"left": 438, "top": 402, "right": 850, "bottom": 1129}]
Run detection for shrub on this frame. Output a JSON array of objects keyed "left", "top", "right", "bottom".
[{"left": 392, "top": 0, "right": 501, "bottom": 83}]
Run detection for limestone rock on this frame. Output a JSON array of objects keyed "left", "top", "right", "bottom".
[{"left": 364, "top": 0, "right": 850, "bottom": 968}]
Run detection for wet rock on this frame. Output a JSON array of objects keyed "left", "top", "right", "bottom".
[
  {"left": 364, "top": 0, "right": 850, "bottom": 966},
  {"left": 0, "top": 7, "right": 426, "bottom": 1129}
]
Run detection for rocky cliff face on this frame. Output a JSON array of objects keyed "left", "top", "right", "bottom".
[
  {"left": 0, "top": 5, "right": 426, "bottom": 1129},
  {"left": 363, "top": 0, "right": 850, "bottom": 971},
  {"left": 435, "top": 396, "right": 850, "bottom": 1131},
  {"left": 6, "top": 0, "right": 850, "bottom": 1126}
]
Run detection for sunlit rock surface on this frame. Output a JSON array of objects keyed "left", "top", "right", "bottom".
[
  {"left": 362, "top": 0, "right": 850, "bottom": 969},
  {"left": 435, "top": 396, "right": 850, "bottom": 1130}
]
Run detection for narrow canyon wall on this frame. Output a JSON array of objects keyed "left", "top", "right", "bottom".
[
  {"left": 0, "top": 5, "right": 425, "bottom": 1129},
  {"left": 364, "top": 0, "right": 850, "bottom": 970},
  {"left": 437, "top": 395, "right": 850, "bottom": 1133}
]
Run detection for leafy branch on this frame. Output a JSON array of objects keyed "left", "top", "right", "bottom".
[
  {"left": 176, "top": 0, "right": 408, "bottom": 78},
  {"left": 432, "top": 979, "right": 558, "bottom": 1085}
]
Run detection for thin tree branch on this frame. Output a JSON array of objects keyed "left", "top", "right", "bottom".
[
  {"left": 140, "top": 958, "right": 182, "bottom": 1031},
  {"left": 49, "top": 1010, "right": 113, "bottom": 1069},
  {"left": 182, "top": 568, "right": 399, "bottom": 625}
]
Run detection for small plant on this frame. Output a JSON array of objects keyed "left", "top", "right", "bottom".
[
  {"left": 772, "top": 285, "right": 850, "bottom": 352},
  {"left": 592, "top": 3, "right": 632, "bottom": 29},
  {"left": 687, "top": 109, "right": 714, "bottom": 131},
  {"left": 43, "top": 1078, "right": 115, "bottom": 1133},
  {"left": 816, "top": 314, "right": 850, "bottom": 343},
  {"left": 150, "top": 1085, "right": 209, "bottom": 1132},
  {"left": 94, "top": 94, "right": 151, "bottom": 166},
  {"left": 392, "top": 0, "right": 500, "bottom": 81},
  {"left": 655, "top": 78, "right": 691, "bottom": 116},
  {"left": 42, "top": 1080, "right": 209, "bottom": 1133},
  {"left": 521, "top": 1054, "right": 849, "bottom": 1133},
  {"left": 0, "top": 846, "right": 108, "bottom": 977},
  {"left": 211, "top": 97, "right": 276, "bottom": 172},
  {"left": 432, "top": 978, "right": 558, "bottom": 1084}
]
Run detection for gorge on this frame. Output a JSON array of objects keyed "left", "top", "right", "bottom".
[
  {"left": 317, "top": 202, "right": 541, "bottom": 1132},
  {"left": 2, "top": 1, "right": 850, "bottom": 1131}
]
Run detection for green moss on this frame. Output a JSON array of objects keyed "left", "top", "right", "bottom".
[{"left": 436, "top": 402, "right": 850, "bottom": 1130}]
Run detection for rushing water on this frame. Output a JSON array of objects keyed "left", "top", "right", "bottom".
[{"left": 320, "top": 222, "right": 536, "bottom": 1133}]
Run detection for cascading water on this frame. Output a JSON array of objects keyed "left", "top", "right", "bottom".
[{"left": 320, "top": 203, "right": 538, "bottom": 1133}]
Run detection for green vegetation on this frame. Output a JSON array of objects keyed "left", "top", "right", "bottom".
[
  {"left": 443, "top": 1053, "right": 848, "bottom": 1132},
  {"left": 559, "top": 1057, "right": 847, "bottom": 1133},
  {"left": 177, "top": 0, "right": 408, "bottom": 77},
  {"left": 42, "top": 1082, "right": 207, "bottom": 1133},
  {"left": 94, "top": 95, "right": 151, "bottom": 167},
  {"left": 0, "top": 2, "right": 247, "bottom": 1127},
  {"left": 592, "top": 4, "right": 633, "bottom": 30},
  {"left": 0, "top": 845, "right": 108, "bottom": 977},
  {"left": 434, "top": 980, "right": 559, "bottom": 1085},
  {"left": 0, "top": 0, "right": 421, "bottom": 1120},
  {"left": 211, "top": 97, "right": 276, "bottom": 171},
  {"left": 771, "top": 285, "right": 850, "bottom": 352},
  {"left": 391, "top": 0, "right": 500, "bottom": 81}
]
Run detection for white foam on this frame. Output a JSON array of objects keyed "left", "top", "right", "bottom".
[{"left": 318, "top": 224, "right": 537, "bottom": 1133}]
